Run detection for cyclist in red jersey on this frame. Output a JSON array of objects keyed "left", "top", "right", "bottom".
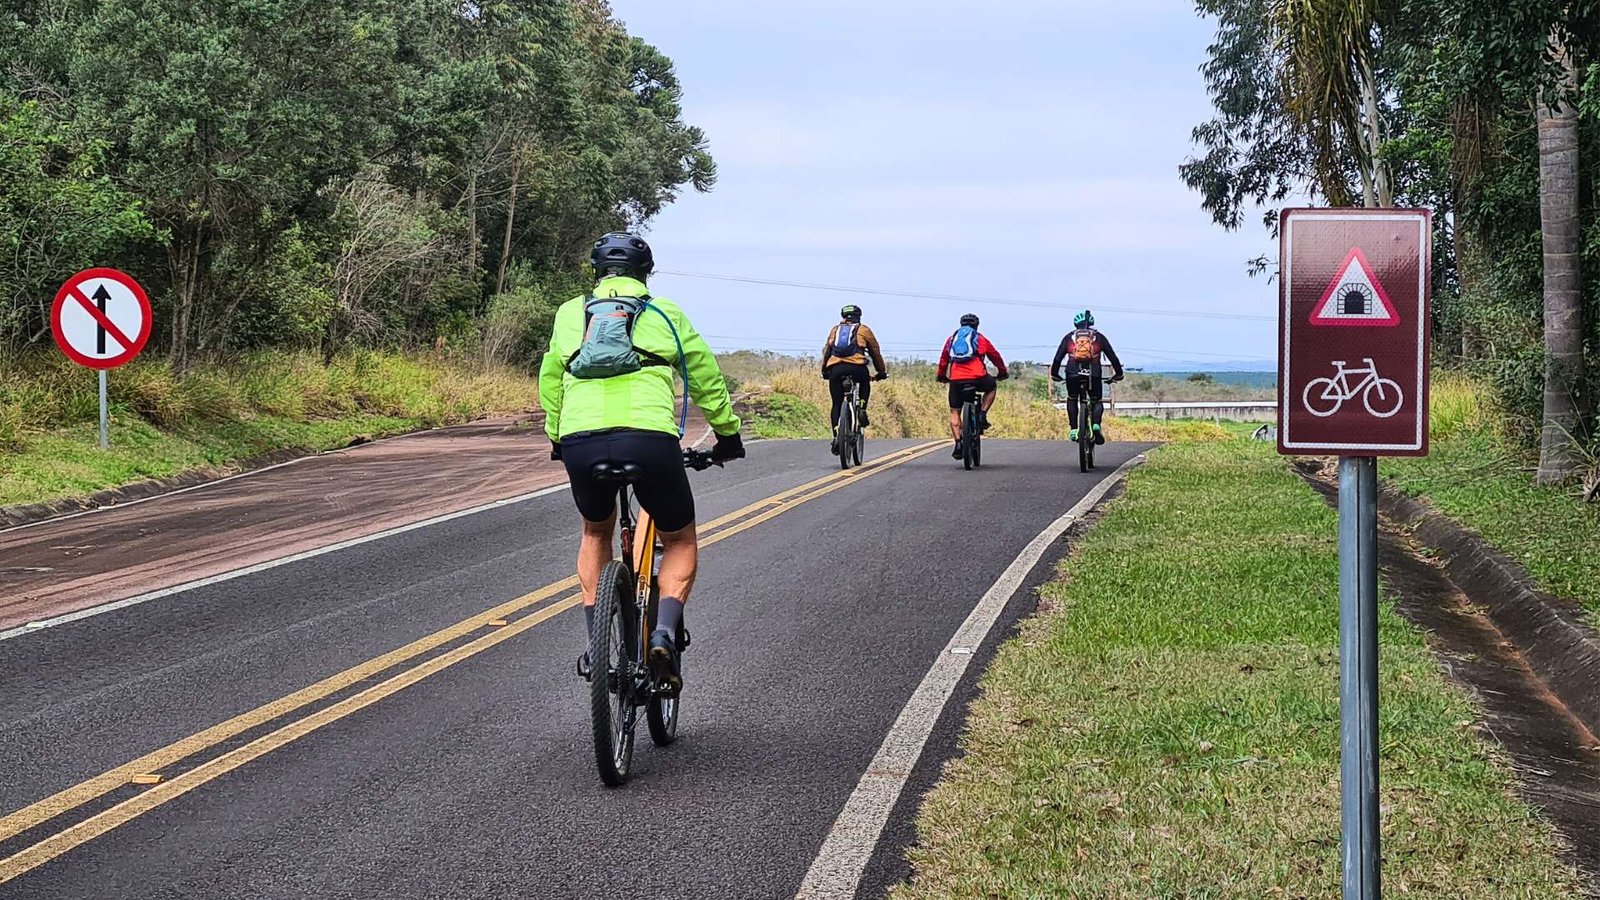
[{"left": 936, "top": 313, "right": 1008, "bottom": 458}]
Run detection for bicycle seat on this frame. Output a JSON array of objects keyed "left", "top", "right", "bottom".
[{"left": 591, "top": 461, "right": 644, "bottom": 484}]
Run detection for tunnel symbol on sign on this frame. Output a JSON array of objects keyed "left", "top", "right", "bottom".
[{"left": 1310, "top": 247, "right": 1400, "bottom": 327}]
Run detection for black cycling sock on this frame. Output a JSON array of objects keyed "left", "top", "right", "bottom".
[
  {"left": 584, "top": 603, "right": 594, "bottom": 637},
  {"left": 657, "top": 596, "right": 685, "bottom": 634}
]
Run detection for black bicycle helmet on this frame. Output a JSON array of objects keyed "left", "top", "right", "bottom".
[
  {"left": 590, "top": 232, "right": 654, "bottom": 279},
  {"left": 959, "top": 313, "right": 979, "bottom": 327},
  {"left": 841, "top": 305, "right": 862, "bottom": 322}
]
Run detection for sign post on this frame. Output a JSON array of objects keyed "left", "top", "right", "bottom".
[
  {"left": 50, "top": 268, "right": 153, "bottom": 449},
  {"left": 1278, "top": 209, "right": 1431, "bottom": 900}
]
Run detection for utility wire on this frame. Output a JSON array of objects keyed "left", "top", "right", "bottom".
[{"left": 657, "top": 269, "right": 1274, "bottom": 322}]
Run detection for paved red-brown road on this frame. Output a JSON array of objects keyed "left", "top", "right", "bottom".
[{"left": 0, "top": 415, "right": 708, "bottom": 632}]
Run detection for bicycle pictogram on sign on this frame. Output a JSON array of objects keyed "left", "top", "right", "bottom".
[{"left": 1301, "top": 358, "right": 1404, "bottom": 418}]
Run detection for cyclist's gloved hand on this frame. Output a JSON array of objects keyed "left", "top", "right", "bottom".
[
  {"left": 1111, "top": 371, "right": 1125, "bottom": 383},
  {"left": 549, "top": 442, "right": 562, "bottom": 461},
  {"left": 874, "top": 372, "right": 889, "bottom": 381},
  {"left": 936, "top": 374, "right": 950, "bottom": 384},
  {"left": 711, "top": 432, "right": 746, "bottom": 462},
  {"left": 997, "top": 371, "right": 1010, "bottom": 381}
]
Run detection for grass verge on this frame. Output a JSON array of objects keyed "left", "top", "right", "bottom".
[
  {"left": 895, "top": 438, "right": 1578, "bottom": 899},
  {"left": 0, "top": 350, "right": 537, "bottom": 507},
  {"left": 1386, "top": 373, "right": 1600, "bottom": 615}
]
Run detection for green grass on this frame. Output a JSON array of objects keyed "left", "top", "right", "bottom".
[
  {"left": 894, "top": 439, "right": 1578, "bottom": 899},
  {"left": 1387, "top": 428, "right": 1600, "bottom": 613},
  {"left": 0, "top": 350, "right": 537, "bottom": 507},
  {"left": 1385, "top": 372, "right": 1600, "bottom": 615}
]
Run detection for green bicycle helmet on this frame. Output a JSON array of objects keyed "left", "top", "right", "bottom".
[{"left": 1073, "top": 309, "right": 1094, "bottom": 328}]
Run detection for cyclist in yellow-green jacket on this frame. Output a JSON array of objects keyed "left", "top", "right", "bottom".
[{"left": 539, "top": 232, "right": 744, "bottom": 689}]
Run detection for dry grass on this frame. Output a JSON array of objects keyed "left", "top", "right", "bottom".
[{"left": 753, "top": 365, "right": 1232, "bottom": 442}]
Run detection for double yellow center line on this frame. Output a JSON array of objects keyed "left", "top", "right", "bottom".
[{"left": 0, "top": 440, "right": 945, "bottom": 883}]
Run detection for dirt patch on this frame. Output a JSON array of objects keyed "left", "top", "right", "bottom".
[{"left": 1295, "top": 461, "right": 1600, "bottom": 887}]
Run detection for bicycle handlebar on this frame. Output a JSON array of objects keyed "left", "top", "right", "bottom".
[{"left": 682, "top": 449, "right": 724, "bottom": 471}]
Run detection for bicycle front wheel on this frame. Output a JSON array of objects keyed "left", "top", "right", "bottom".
[{"left": 590, "top": 560, "right": 638, "bottom": 786}]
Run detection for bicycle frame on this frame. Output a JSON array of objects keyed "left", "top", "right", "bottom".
[
  {"left": 1326, "top": 359, "right": 1378, "bottom": 396},
  {"left": 616, "top": 485, "right": 659, "bottom": 673}
]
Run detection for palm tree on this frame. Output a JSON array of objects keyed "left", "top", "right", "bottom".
[
  {"left": 1271, "top": 0, "right": 1390, "bottom": 208},
  {"left": 1535, "top": 33, "right": 1585, "bottom": 484}
]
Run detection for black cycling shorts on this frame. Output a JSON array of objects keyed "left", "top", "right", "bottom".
[
  {"left": 1062, "top": 363, "right": 1104, "bottom": 401},
  {"left": 948, "top": 374, "right": 997, "bottom": 409},
  {"left": 560, "top": 429, "right": 695, "bottom": 532}
]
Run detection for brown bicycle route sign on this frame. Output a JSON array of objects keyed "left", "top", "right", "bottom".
[{"left": 1278, "top": 208, "right": 1432, "bottom": 457}]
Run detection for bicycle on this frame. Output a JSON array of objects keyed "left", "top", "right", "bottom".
[
  {"left": 587, "top": 448, "right": 721, "bottom": 787},
  {"left": 957, "top": 383, "right": 985, "bottom": 471},
  {"left": 1058, "top": 367, "right": 1120, "bottom": 473},
  {"left": 834, "top": 376, "right": 865, "bottom": 470},
  {"left": 1302, "top": 357, "right": 1403, "bottom": 418}
]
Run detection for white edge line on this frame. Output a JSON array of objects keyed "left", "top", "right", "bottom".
[
  {"left": 0, "top": 483, "right": 573, "bottom": 643},
  {"left": 793, "top": 452, "right": 1148, "bottom": 900}
]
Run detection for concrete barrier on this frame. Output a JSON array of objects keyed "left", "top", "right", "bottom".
[{"left": 1053, "top": 400, "right": 1277, "bottom": 422}]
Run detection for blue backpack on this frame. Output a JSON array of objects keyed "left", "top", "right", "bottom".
[
  {"left": 832, "top": 323, "right": 861, "bottom": 356},
  {"left": 949, "top": 325, "right": 980, "bottom": 362}
]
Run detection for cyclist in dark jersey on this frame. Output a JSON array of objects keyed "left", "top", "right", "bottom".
[
  {"left": 820, "top": 304, "right": 888, "bottom": 454},
  {"left": 1050, "top": 310, "right": 1124, "bottom": 445}
]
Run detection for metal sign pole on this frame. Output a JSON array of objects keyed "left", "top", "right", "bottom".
[
  {"left": 98, "top": 369, "right": 109, "bottom": 450},
  {"left": 1338, "top": 454, "right": 1381, "bottom": 900}
]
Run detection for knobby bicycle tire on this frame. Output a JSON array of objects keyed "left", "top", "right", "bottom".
[
  {"left": 838, "top": 404, "right": 855, "bottom": 470},
  {"left": 590, "top": 560, "right": 637, "bottom": 786},
  {"left": 961, "top": 400, "right": 978, "bottom": 470},
  {"left": 645, "top": 545, "right": 680, "bottom": 746},
  {"left": 1078, "top": 398, "right": 1092, "bottom": 473}
]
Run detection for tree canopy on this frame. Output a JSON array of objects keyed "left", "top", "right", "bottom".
[
  {"left": 0, "top": 0, "right": 714, "bottom": 369},
  {"left": 1185, "top": 0, "right": 1598, "bottom": 481}
]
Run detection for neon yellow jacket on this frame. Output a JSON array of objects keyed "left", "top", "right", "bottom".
[{"left": 539, "top": 276, "right": 741, "bottom": 442}]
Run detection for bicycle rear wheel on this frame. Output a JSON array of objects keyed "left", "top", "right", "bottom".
[
  {"left": 590, "top": 560, "right": 638, "bottom": 786},
  {"left": 852, "top": 417, "right": 865, "bottom": 467},
  {"left": 838, "top": 404, "right": 856, "bottom": 470},
  {"left": 961, "top": 401, "right": 977, "bottom": 470},
  {"left": 645, "top": 548, "right": 680, "bottom": 746},
  {"left": 1078, "top": 400, "right": 1091, "bottom": 473}
]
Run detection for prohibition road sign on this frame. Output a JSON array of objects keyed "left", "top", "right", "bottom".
[{"left": 52, "top": 268, "right": 152, "bottom": 370}]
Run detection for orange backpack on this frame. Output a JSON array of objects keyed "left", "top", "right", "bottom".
[{"left": 1068, "top": 328, "right": 1100, "bottom": 362}]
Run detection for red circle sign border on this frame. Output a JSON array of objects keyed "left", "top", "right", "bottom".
[{"left": 51, "top": 267, "right": 153, "bottom": 370}]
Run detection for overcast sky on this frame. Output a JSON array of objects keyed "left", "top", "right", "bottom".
[{"left": 609, "top": 1, "right": 1279, "bottom": 370}]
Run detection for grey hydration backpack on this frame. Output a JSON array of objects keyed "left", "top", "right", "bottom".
[{"left": 566, "top": 293, "right": 659, "bottom": 379}]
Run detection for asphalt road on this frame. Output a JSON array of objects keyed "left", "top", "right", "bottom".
[{"left": 0, "top": 437, "right": 1150, "bottom": 900}]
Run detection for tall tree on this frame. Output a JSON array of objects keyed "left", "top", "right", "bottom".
[{"left": 1535, "top": 33, "right": 1584, "bottom": 482}]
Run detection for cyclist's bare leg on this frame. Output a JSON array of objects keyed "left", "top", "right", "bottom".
[
  {"left": 656, "top": 523, "right": 698, "bottom": 604},
  {"left": 947, "top": 408, "right": 962, "bottom": 442},
  {"left": 980, "top": 391, "right": 997, "bottom": 412},
  {"left": 577, "top": 512, "right": 618, "bottom": 607}
]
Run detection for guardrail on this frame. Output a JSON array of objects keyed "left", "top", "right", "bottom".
[{"left": 1053, "top": 400, "right": 1277, "bottom": 422}]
